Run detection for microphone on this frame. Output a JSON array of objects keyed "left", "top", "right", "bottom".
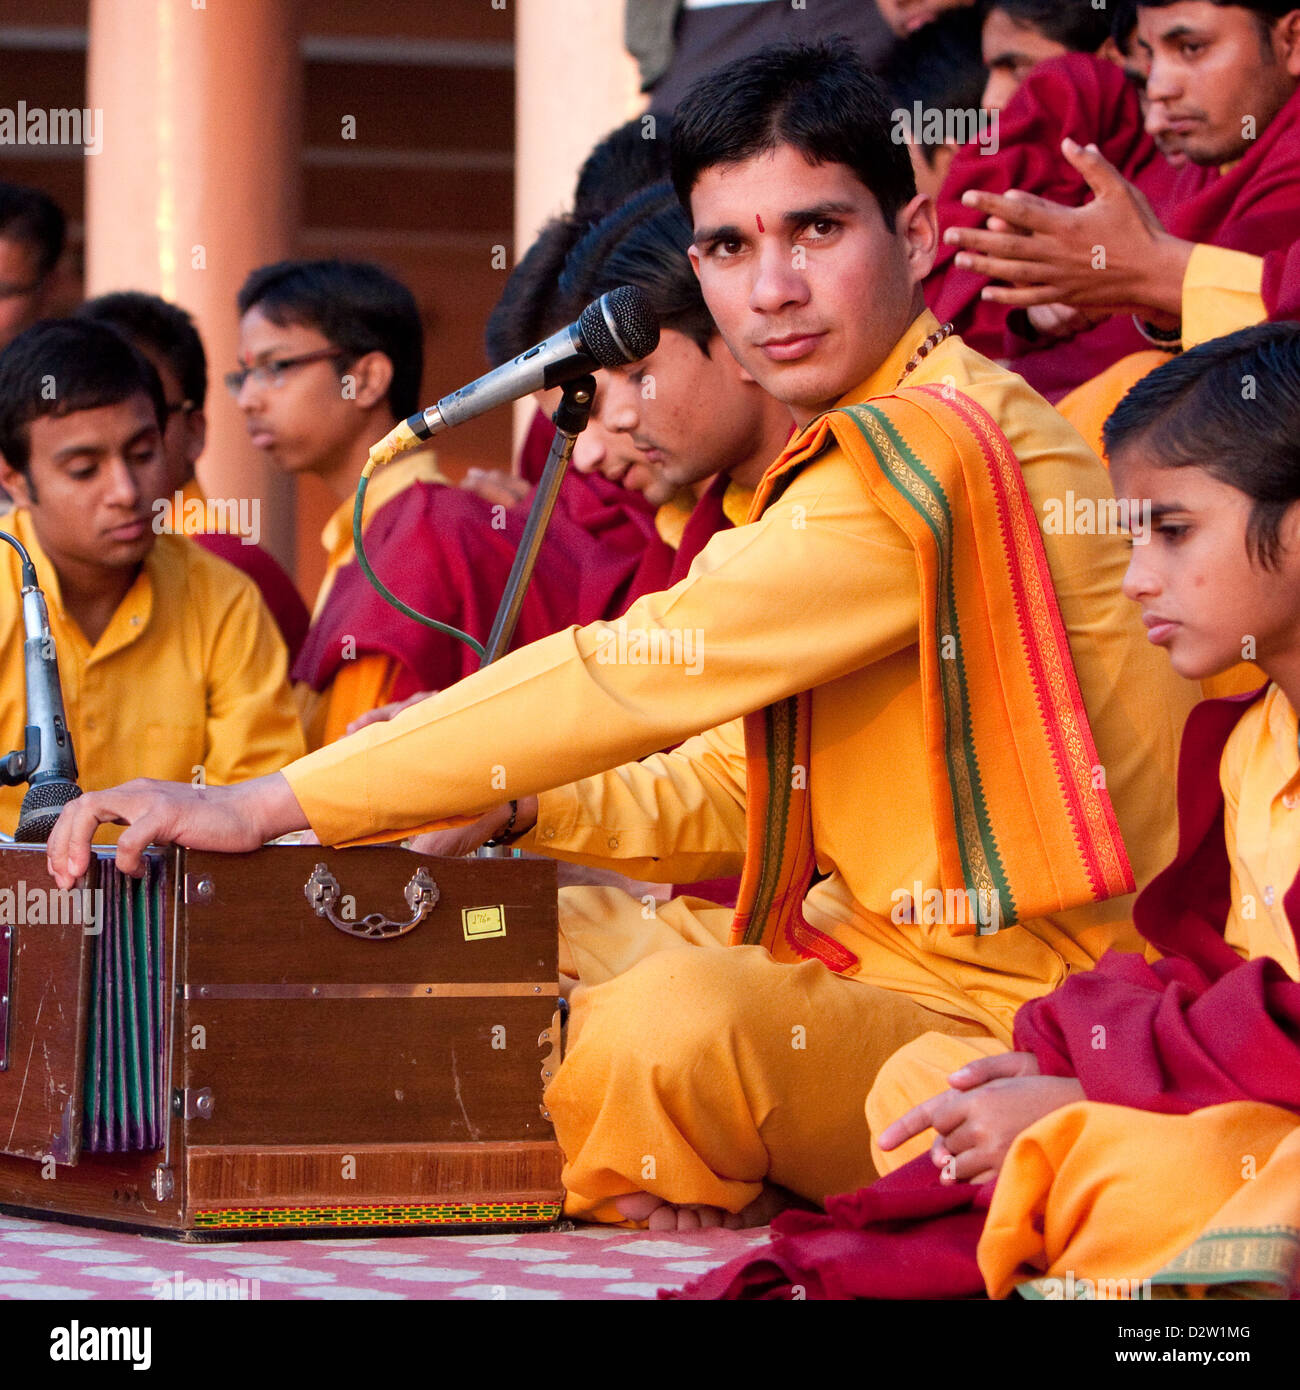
[
  {"left": 0, "top": 535, "right": 82, "bottom": 842},
  {"left": 368, "top": 285, "right": 660, "bottom": 465}
]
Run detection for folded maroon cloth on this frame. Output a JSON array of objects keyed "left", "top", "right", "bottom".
[
  {"left": 665, "top": 1157, "right": 992, "bottom": 1300},
  {"left": 1015, "top": 689, "right": 1300, "bottom": 1115}
]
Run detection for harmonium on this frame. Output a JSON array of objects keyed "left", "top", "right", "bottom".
[{"left": 0, "top": 842, "right": 565, "bottom": 1239}]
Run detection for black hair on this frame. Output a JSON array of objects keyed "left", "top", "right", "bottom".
[
  {"left": 0, "top": 180, "right": 66, "bottom": 279},
  {"left": 1110, "top": 0, "right": 1141, "bottom": 50},
  {"left": 560, "top": 182, "right": 714, "bottom": 353},
  {"left": 884, "top": 7, "right": 989, "bottom": 165},
  {"left": 484, "top": 217, "right": 581, "bottom": 368},
  {"left": 0, "top": 318, "right": 167, "bottom": 474},
  {"left": 1138, "top": 0, "right": 1300, "bottom": 44},
  {"left": 670, "top": 38, "right": 916, "bottom": 228},
  {"left": 990, "top": 0, "right": 1113, "bottom": 51},
  {"left": 1139, "top": 0, "right": 1300, "bottom": 12},
  {"left": 1103, "top": 322, "right": 1300, "bottom": 569},
  {"left": 235, "top": 259, "right": 422, "bottom": 420},
  {"left": 573, "top": 115, "right": 676, "bottom": 224},
  {"left": 76, "top": 290, "right": 207, "bottom": 410}
]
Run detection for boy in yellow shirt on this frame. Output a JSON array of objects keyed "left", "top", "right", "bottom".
[{"left": 0, "top": 318, "right": 303, "bottom": 837}]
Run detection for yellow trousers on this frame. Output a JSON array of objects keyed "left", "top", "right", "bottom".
[{"left": 547, "top": 885, "right": 989, "bottom": 1222}]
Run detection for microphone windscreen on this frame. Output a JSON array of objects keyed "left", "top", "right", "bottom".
[
  {"left": 16, "top": 779, "right": 82, "bottom": 844},
  {"left": 579, "top": 286, "right": 660, "bottom": 369}
]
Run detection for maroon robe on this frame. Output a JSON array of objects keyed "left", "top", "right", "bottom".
[
  {"left": 292, "top": 480, "right": 590, "bottom": 698},
  {"left": 519, "top": 408, "right": 676, "bottom": 615},
  {"left": 666, "top": 472, "right": 735, "bottom": 586},
  {"left": 1014, "top": 686, "right": 1300, "bottom": 1114},
  {"left": 673, "top": 688, "right": 1300, "bottom": 1299}
]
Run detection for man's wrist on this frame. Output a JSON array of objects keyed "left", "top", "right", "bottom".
[
  {"left": 513, "top": 795, "right": 539, "bottom": 840},
  {"left": 481, "top": 795, "right": 538, "bottom": 848},
  {"left": 245, "top": 772, "right": 311, "bottom": 843},
  {"left": 1143, "top": 234, "right": 1197, "bottom": 319}
]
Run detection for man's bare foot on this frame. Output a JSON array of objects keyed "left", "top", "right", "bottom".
[{"left": 613, "top": 1183, "right": 796, "bottom": 1232}]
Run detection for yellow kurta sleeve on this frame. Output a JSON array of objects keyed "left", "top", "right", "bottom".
[
  {"left": 282, "top": 444, "right": 918, "bottom": 847},
  {"left": 1218, "top": 687, "right": 1300, "bottom": 979},
  {"left": 200, "top": 570, "right": 306, "bottom": 783},
  {"left": 1181, "top": 243, "right": 1266, "bottom": 350},
  {"left": 520, "top": 716, "right": 749, "bottom": 882}
]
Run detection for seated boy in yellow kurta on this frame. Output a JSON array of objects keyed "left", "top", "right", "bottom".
[
  {"left": 47, "top": 42, "right": 1197, "bottom": 1231},
  {"left": 0, "top": 319, "right": 303, "bottom": 840},
  {"left": 871, "top": 323, "right": 1300, "bottom": 1298}
]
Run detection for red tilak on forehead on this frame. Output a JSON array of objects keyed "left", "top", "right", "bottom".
[{"left": 756, "top": 214, "right": 765, "bottom": 233}]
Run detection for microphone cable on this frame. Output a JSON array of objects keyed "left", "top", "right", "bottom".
[{"left": 349, "top": 457, "right": 486, "bottom": 661}]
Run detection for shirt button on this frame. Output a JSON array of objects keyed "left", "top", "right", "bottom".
[
  {"left": 608, "top": 835, "right": 619, "bottom": 849},
  {"left": 130, "top": 615, "right": 141, "bottom": 626},
  {"left": 542, "top": 827, "right": 556, "bottom": 841},
  {"left": 1285, "top": 795, "right": 1299, "bottom": 810}
]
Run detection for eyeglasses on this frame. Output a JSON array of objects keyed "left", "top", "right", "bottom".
[{"left": 224, "top": 348, "right": 347, "bottom": 396}]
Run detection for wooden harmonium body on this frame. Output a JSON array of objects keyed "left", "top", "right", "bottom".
[{"left": 0, "top": 842, "right": 563, "bottom": 1239}]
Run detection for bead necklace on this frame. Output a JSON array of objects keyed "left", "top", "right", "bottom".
[{"left": 895, "top": 321, "right": 955, "bottom": 387}]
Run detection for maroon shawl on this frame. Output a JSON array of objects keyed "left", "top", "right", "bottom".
[
  {"left": 1015, "top": 687, "right": 1300, "bottom": 1113},
  {"left": 667, "top": 1157, "right": 992, "bottom": 1300},
  {"left": 927, "top": 53, "right": 1188, "bottom": 399},
  {"left": 519, "top": 408, "right": 676, "bottom": 615},
  {"left": 928, "top": 55, "right": 1300, "bottom": 399},
  {"left": 292, "top": 479, "right": 589, "bottom": 696},
  {"left": 675, "top": 688, "right": 1300, "bottom": 1299}
]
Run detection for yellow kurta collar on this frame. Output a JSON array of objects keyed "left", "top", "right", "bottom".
[
  {"left": 836, "top": 308, "right": 945, "bottom": 409},
  {"left": 1264, "top": 684, "right": 1300, "bottom": 790},
  {"left": 655, "top": 481, "right": 757, "bottom": 550},
  {"left": 721, "top": 481, "right": 754, "bottom": 527},
  {"left": 319, "top": 448, "right": 449, "bottom": 572},
  {"left": 10, "top": 506, "right": 154, "bottom": 662},
  {"left": 654, "top": 489, "right": 700, "bottom": 550}
]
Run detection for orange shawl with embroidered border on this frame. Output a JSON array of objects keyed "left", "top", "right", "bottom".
[{"left": 730, "top": 385, "right": 1134, "bottom": 965}]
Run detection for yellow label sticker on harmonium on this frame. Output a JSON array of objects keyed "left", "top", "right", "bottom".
[{"left": 462, "top": 905, "right": 507, "bottom": 940}]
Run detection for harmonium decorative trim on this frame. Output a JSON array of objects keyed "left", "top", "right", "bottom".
[{"left": 0, "top": 842, "right": 564, "bottom": 1239}]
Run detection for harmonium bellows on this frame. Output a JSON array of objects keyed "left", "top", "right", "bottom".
[{"left": 0, "top": 843, "right": 564, "bottom": 1238}]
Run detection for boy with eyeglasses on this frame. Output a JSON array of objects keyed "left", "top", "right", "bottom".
[{"left": 231, "top": 259, "right": 588, "bottom": 750}]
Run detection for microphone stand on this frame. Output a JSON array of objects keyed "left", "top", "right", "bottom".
[
  {"left": 476, "top": 374, "right": 594, "bottom": 859},
  {"left": 478, "top": 375, "right": 596, "bottom": 666}
]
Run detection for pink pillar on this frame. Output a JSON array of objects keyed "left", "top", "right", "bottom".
[
  {"left": 513, "top": 0, "right": 642, "bottom": 445},
  {"left": 84, "top": 0, "right": 300, "bottom": 567}
]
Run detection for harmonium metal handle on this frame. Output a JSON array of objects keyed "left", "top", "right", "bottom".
[{"left": 303, "top": 861, "right": 439, "bottom": 940}]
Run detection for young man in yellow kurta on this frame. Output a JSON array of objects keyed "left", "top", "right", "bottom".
[
  {"left": 48, "top": 42, "right": 1197, "bottom": 1229},
  {"left": 0, "top": 319, "right": 303, "bottom": 839}
]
